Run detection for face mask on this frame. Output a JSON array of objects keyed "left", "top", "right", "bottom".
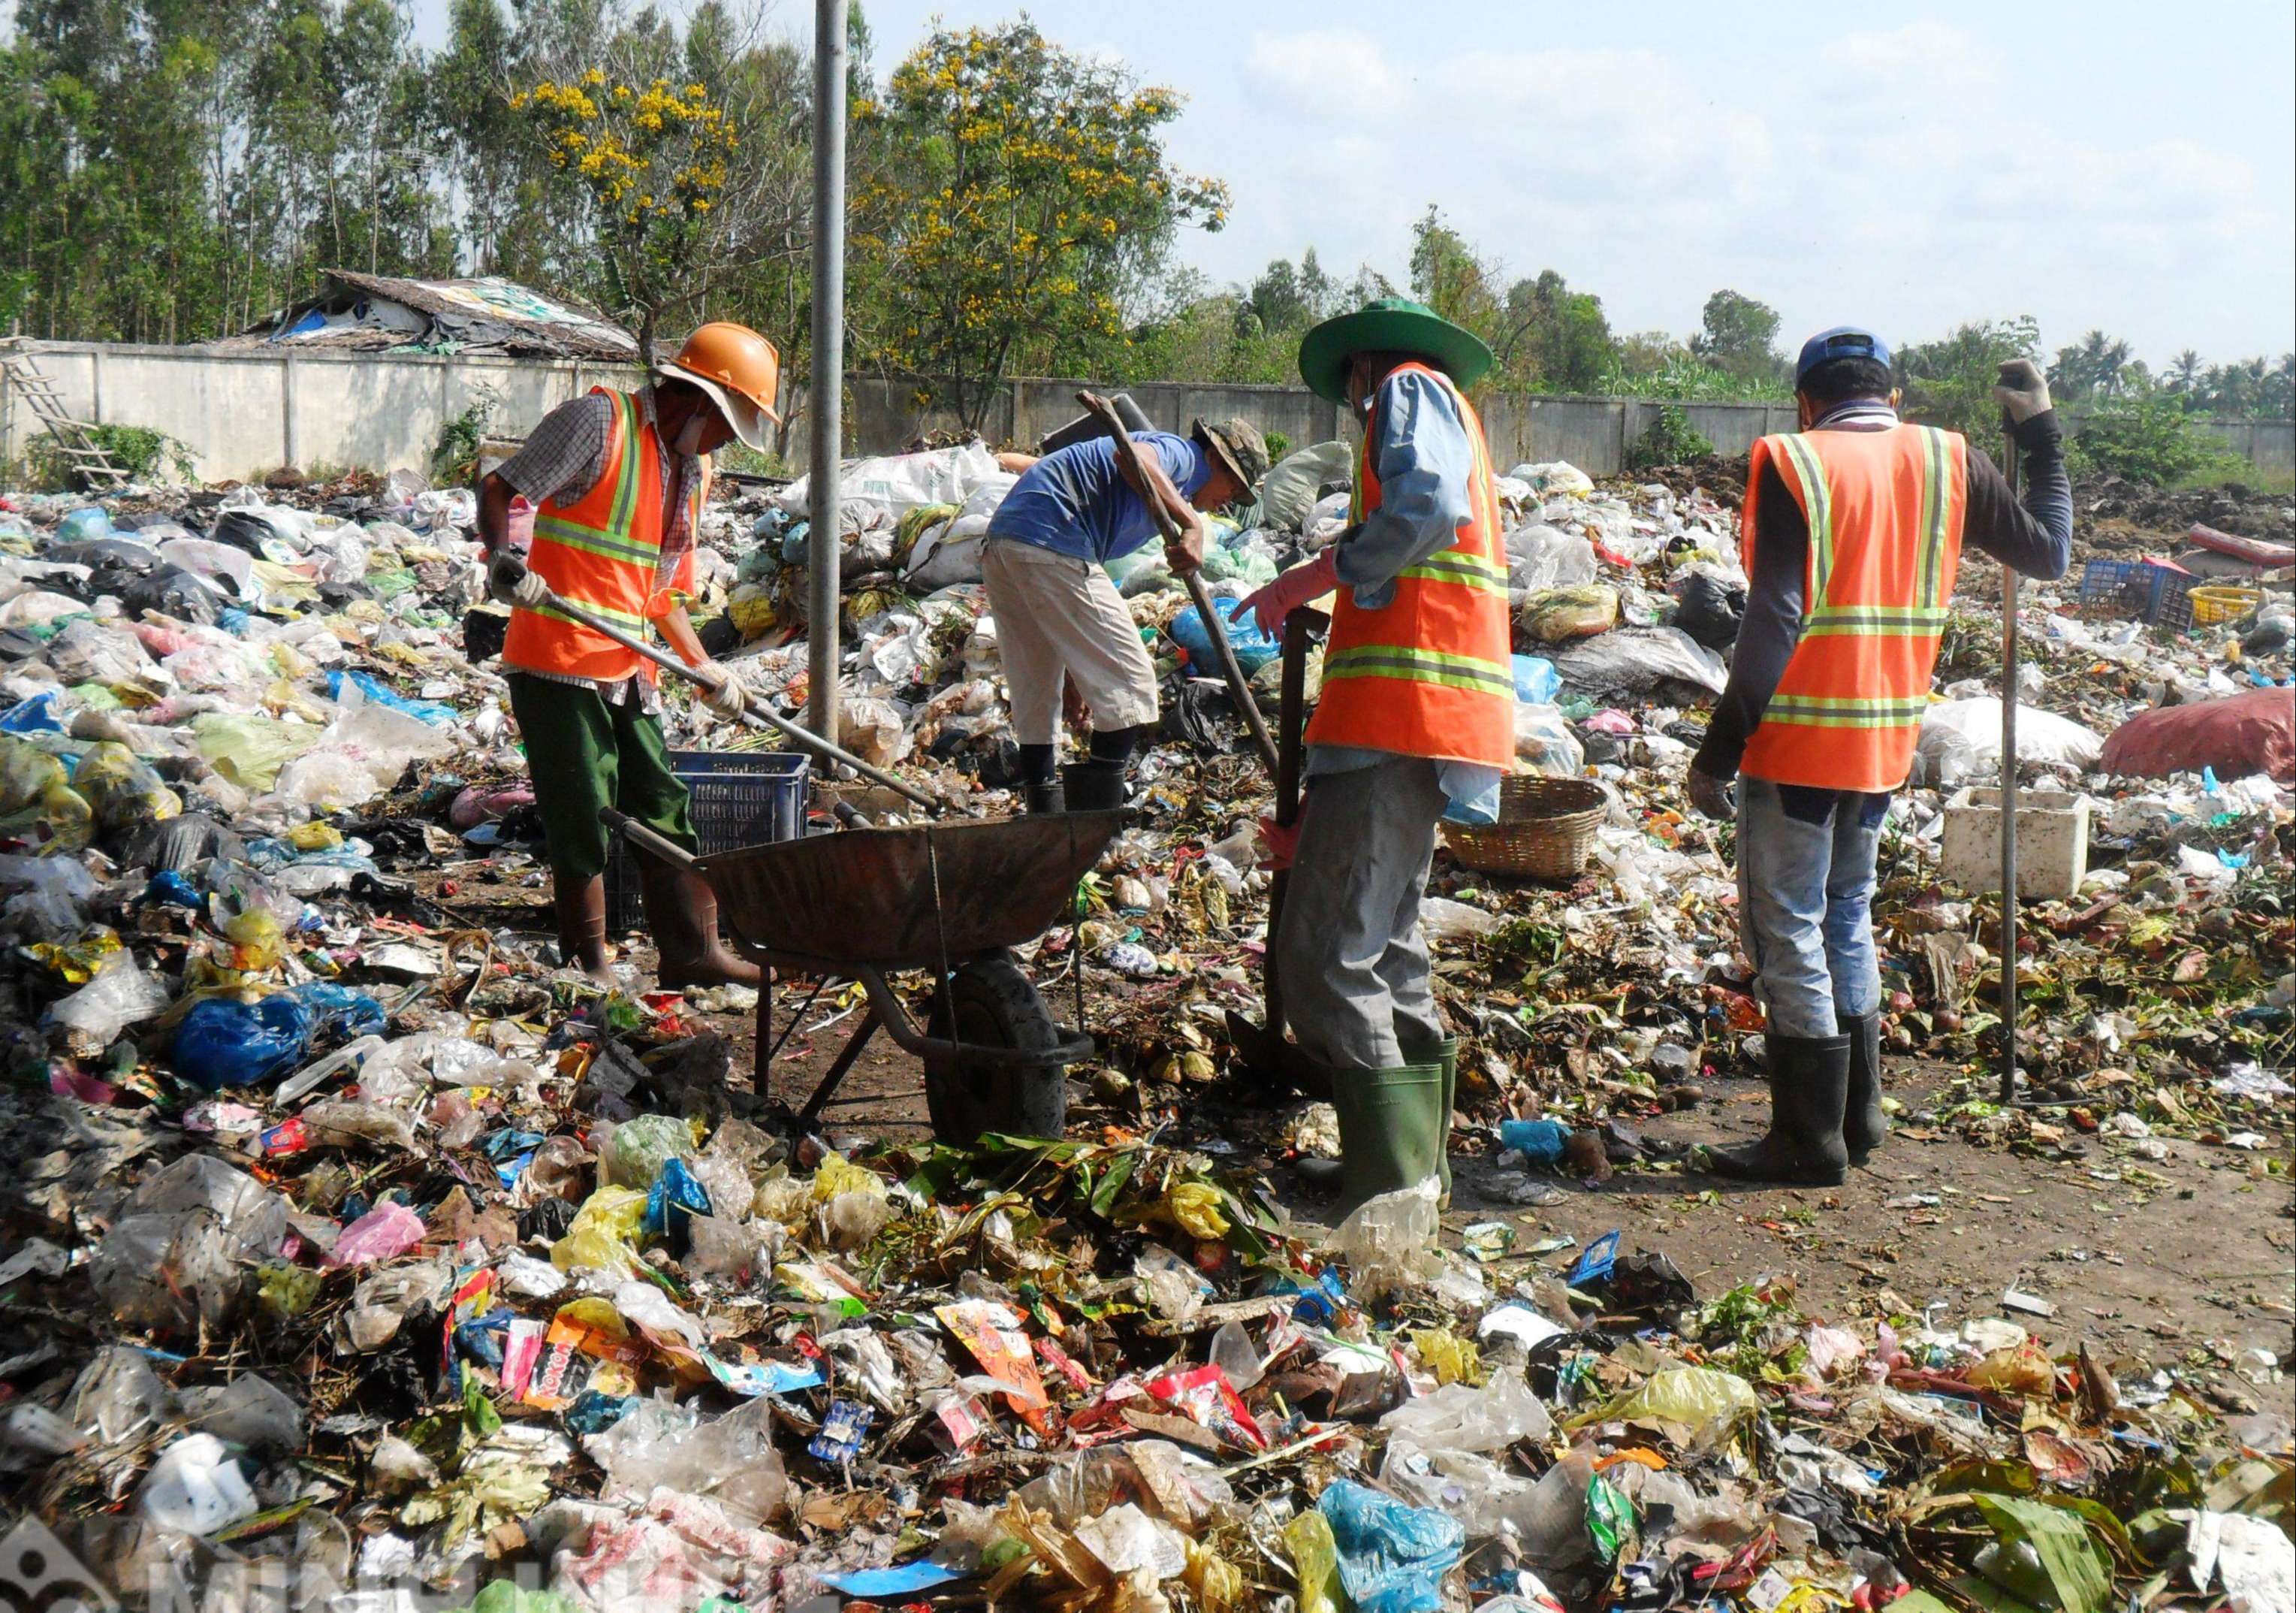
[{"left": 671, "top": 410, "right": 710, "bottom": 457}]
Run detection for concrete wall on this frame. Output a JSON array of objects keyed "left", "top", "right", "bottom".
[
  {"left": 8, "top": 340, "right": 2291, "bottom": 485},
  {"left": 1, "top": 341, "right": 644, "bottom": 483}
]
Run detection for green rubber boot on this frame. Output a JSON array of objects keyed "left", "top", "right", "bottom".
[
  {"left": 1399, "top": 1035, "right": 1459, "bottom": 1206},
  {"left": 1331, "top": 1061, "right": 1447, "bottom": 1219}
]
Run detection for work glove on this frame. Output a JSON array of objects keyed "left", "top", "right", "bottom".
[
  {"left": 487, "top": 550, "right": 550, "bottom": 610},
  {"left": 1687, "top": 767, "right": 1736, "bottom": 821},
  {"left": 1229, "top": 550, "right": 1337, "bottom": 641},
  {"left": 1993, "top": 360, "right": 2052, "bottom": 424},
  {"left": 695, "top": 662, "right": 750, "bottom": 720}
]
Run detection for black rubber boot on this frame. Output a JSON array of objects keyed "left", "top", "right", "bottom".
[
  {"left": 1061, "top": 760, "right": 1126, "bottom": 811},
  {"left": 1840, "top": 1010, "right": 1887, "bottom": 1164},
  {"left": 1706, "top": 1032, "right": 1851, "bottom": 1186},
  {"left": 1024, "top": 779, "right": 1067, "bottom": 814}
]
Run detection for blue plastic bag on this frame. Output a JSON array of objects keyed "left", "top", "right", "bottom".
[
  {"left": 1513, "top": 654, "right": 1560, "bottom": 704},
  {"left": 327, "top": 669, "right": 457, "bottom": 728},
  {"left": 1168, "top": 604, "right": 1281, "bottom": 675},
  {"left": 292, "top": 980, "right": 385, "bottom": 1039},
  {"left": 57, "top": 507, "right": 113, "bottom": 542},
  {"left": 1498, "top": 1117, "right": 1570, "bottom": 1165},
  {"left": 1320, "top": 1479, "right": 1463, "bottom": 1613},
  {"left": 644, "top": 1155, "right": 714, "bottom": 1246},
  {"left": 172, "top": 993, "right": 315, "bottom": 1090},
  {"left": 0, "top": 693, "right": 65, "bottom": 735}
]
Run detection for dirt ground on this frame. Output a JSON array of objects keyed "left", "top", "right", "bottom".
[{"left": 590, "top": 918, "right": 2295, "bottom": 1409}]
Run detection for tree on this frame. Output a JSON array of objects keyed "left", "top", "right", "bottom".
[
  {"left": 850, "top": 22, "right": 1227, "bottom": 430},
  {"left": 2048, "top": 328, "right": 2133, "bottom": 403},
  {"left": 1688, "top": 289, "right": 1782, "bottom": 380},
  {"left": 511, "top": 69, "right": 740, "bottom": 357},
  {"left": 1896, "top": 316, "right": 2041, "bottom": 439},
  {"left": 1495, "top": 269, "right": 1611, "bottom": 391},
  {"left": 1407, "top": 206, "right": 1501, "bottom": 345},
  {"left": 2166, "top": 349, "right": 2204, "bottom": 398}
]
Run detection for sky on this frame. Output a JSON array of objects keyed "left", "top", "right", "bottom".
[{"left": 431, "top": 0, "right": 2296, "bottom": 367}]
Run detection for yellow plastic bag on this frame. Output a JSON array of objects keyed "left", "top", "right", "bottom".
[
  {"left": 0, "top": 739, "right": 92, "bottom": 852},
  {"left": 1166, "top": 1181, "right": 1230, "bottom": 1240},
  {"left": 1569, "top": 1365, "right": 1757, "bottom": 1446},
  {"left": 74, "top": 742, "right": 182, "bottom": 835},
  {"left": 1284, "top": 1509, "right": 1341, "bottom": 1613},
  {"left": 811, "top": 1151, "right": 885, "bottom": 1203},
  {"left": 551, "top": 1186, "right": 649, "bottom": 1276},
  {"left": 1410, "top": 1327, "right": 1483, "bottom": 1388}
]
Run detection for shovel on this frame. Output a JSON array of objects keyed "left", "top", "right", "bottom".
[
  {"left": 1073, "top": 391, "right": 1281, "bottom": 774},
  {"left": 511, "top": 572, "right": 961, "bottom": 815},
  {"left": 1224, "top": 606, "right": 1332, "bottom": 1099}
]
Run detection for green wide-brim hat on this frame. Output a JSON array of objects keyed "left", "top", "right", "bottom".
[{"left": 1297, "top": 297, "right": 1496, "bottom": 405}]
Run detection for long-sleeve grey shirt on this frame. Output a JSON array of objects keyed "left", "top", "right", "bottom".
[{"left": 1693, "top": 406, "right": 2074, "bottom": 782}]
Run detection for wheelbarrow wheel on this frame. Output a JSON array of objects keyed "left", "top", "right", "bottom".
[{"left": 923, "top": 952, "right": 1068, "bottom": 1144}]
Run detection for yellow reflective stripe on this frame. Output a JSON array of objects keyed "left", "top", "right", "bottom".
[
  {"left": 1918, "top": 426, "right": 1951, "bottom": 611},
  {"left": 1323, "top": 645, "right": 1515, "bottom": 696},
  {"left": 1800, "top": 605, "right": 1951, "bottom": 637},
  {"left": 605, "top": 391, "right": 642, "bottom": 540},
  {"left": 1778, "top": 433, "right": 1833, "bottom": 608},
  {"left": 532, "top": 597, "right": 650, "bottom": 632},
  {"left": 531, "top": 519, "right": 662, "bottom": 567},
  {"left": 1400, "top": 550, "right": 1509, "bottom": 594},
  {"left": 1760, "top": 694, "right": 1929, "bottom": 729}
]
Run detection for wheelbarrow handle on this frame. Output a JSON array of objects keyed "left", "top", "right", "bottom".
[
  {"left": 600, "top": 808, "right": 700, "bottom": 872},
  {"left": 523, "top": 578, "right": 960, "bottom": 815},
  {"left": 1074, "top": 390, "right": 1281, "bottom": 775}
]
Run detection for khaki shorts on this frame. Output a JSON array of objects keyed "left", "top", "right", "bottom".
[{"left": 981, "top": 536, "right": 1160, "bottom": 745}]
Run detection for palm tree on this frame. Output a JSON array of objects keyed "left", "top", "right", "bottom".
[{"left": 2168, "top": 350, "right": 2202, "bottom": 394}]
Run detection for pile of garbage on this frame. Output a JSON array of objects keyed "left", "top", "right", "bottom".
[{"left": 0, "top": 433, "right": 2288, "bottom": 1611}]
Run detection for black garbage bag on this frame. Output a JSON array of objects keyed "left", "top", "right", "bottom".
[
  {"left": 49, "top": 538, "right": 164, "bottom": 601},
  {"left": 1671, "top": 570, "right": 1746, "bottom": 649},
  {"left": 0, "top": 628, "right": 47, "bottom": 661},
  {"left": 315, "top": 580, "right": 376, "bottom": 611},
  {"left": 210, "top": 508, "right": 293, "bottom": 557},
  {"left": 1161, "top": 675, "right": 1244, "bottom": 756},
  {"left": 122, "top": 811, "right": 246, "bottom": 874},
  {"left": 122, "top": 566, "right": 231, "bottom": 625}
]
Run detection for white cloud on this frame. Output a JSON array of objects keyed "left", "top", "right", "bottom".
[
  {"left": 1819, "top": 20, "right": 2002, "bottom": 104},
  {"left": 1245, "top": 29, "right": 1399, "bottom": 110}
]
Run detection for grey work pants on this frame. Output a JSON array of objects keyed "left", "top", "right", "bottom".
[{"left": 1272, "top": 754, "right": 1450, "bottom": 1071}]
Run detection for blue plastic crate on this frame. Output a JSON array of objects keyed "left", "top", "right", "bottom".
[
  {"left": 2077, "top": 557, "right": 2192, "bottom": 626},
  {"left": 606, "top": 750, "right": 808, "bottom": 932}
]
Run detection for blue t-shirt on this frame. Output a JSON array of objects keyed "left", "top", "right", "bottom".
[{"left": 985, "top": 431, "right": 1210, "bottom": 564}]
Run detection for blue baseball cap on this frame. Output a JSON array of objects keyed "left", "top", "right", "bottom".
[{"left": 1795, "top": 326, "right": 1893, "bottom": 386}]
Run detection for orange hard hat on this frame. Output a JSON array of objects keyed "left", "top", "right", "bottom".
[{"left": 659, "top": 322, "right": 782, "bottom": 449}]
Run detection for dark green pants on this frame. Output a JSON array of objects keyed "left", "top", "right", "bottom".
[{"left": 508, "top": 674, "right": 696, "bottom": 883}]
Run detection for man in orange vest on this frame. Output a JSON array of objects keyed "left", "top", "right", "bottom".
[
  {"left": 476, "top": 322, "right": 779, "bottom": 989},
  {"left": 1231, "top": 299, "right": 1516, "bottom": 1213},
  {"left": 1688, "top": 329, "right": 2071, "bottom": 1183}
]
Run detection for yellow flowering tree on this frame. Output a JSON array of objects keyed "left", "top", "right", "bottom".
[
  {"left": 852, "top": 23, "right": 1228, "bottom": 430},
  {"left": 512, "top": 69, "right": 738, "bottom": 356}
]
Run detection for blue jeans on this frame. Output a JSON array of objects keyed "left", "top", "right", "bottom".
[{"left": 1736, "top": 778, "right": 1890, "bottom": 1041}]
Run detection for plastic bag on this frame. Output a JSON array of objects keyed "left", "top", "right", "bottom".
[
  {"left": 600, "top": 1113, "right": 698, "bottom": 1189},
  {"left": 838, "top": 696, "right": 912, "bottom": 768},
  {"left": 173, "top": 993, "right": 315, "bottom": 1091},
  {"left": 552, "top": 1186, "right": 650, "bottom": 1276},
  {"left": 1521, "top": 584, "right": 1621, "bottom": 644},
  {"left": 1168, "top": 604, "right": 1281, "bottom": 675},
  {"left": 48, "top": 956, "right": 173, "bottom": 1046},
  {"left": 73, "top": 742, "right": 183, "bottom": 835},
  {"left": 1514, "top": 705, "right": 1585, "bottom": 778},
  {"left": 1320, "top": 1479, "right": 1465, "bottom": 1613},
  {"left": 1670, "top": 566, "right": 1746, "bottom": 649},
  {"left": 1512, "top": 654, "right": 1561, "bottom": 704},
  {"left": 1568, "top": 1366, "right": 1755, "bottom": 1448},
  {"left": 1260, "top": 441, "right": 1353, "bottom": 532},
  {"left": 1552, "top": 627, "right": 1727, "bottom": 697},
  {"left": 1917, "top": 698, "right": 2104, "bottom": 787},
  {"left": 178, "top": 1375, "right": 303, "bottom": 1451},
  {"left": 91, "top": 1156, "right": 289, "bottom": 1334},
  {"left": 0, "top": 739, "right": 92, "bottom": 851},
  {"left": 140, "top": 1431, "right": 259, "bottom": 1535},
  {"left": 777, "top": 443, "right": 1001, "bottom": 518},
  {"left": 1504, "top": 525, "right": 1600, "bottom": 595},
  {"left": 1379, "top": 1365, "right": 1553, "bottom": 1454},
  {"left": 1332, "top": 1178, "right": 1444, "bottom": 1302},
  {"left": 1419, "top": 896, "right": 1499, "bottom": 941},
  {"left": 1510, "top": 462, "right": 1595, "bottom": 497},
  {"left": 192, "top": 711, "right": 321, "bottom": 791},
  {"left": 1287, "top": 1507, "right": 1344, "bottom": 1613}
]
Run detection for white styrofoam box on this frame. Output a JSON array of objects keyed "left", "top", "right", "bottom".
[{"left": 1938, "top": 787, "right": 2090, "bottom": 901}]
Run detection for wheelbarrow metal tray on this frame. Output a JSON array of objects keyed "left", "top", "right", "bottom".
[{"left": 699, "top": 810, "right": 1128, "bottom": 971}]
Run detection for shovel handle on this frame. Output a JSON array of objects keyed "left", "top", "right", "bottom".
[
  {"left": 600, "top": 808, "right": 699, "bottom": 872},
  {"left": 525, "top": 580, "right": 958, "bottom": 814},
  {"left": 1073, "top": 391, "right": 1281, "bottom": 775}
]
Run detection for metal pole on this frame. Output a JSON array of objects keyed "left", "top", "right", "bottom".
[
  {"left": 805, "top": 0, "right": 848, "bottom": 743},
  {"left": 1997, "top": 427, "right": 2021, "bottom": 1104}
]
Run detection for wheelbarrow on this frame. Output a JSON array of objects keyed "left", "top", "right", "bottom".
[{"left": 604, "top": 806, "right": 1127, "bottom": 1143}]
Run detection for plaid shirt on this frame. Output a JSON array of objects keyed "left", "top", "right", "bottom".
[{"left": 496, "top": 384, "right": 701, "bottom": 711}]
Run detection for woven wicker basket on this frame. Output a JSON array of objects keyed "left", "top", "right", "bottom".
[{"left": 1444, "top": 775, "right": 1607, "bottom": 881}]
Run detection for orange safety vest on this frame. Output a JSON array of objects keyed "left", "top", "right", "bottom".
[
  {"left": 1739, "top": 422, "right": 1969, "bottom": 792},
  {"left": 502, "top": 387, "right": 708, "bottom": 684},
  {"left": 1305, "top": 362, "right": 1515, "bottom": 767}
]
